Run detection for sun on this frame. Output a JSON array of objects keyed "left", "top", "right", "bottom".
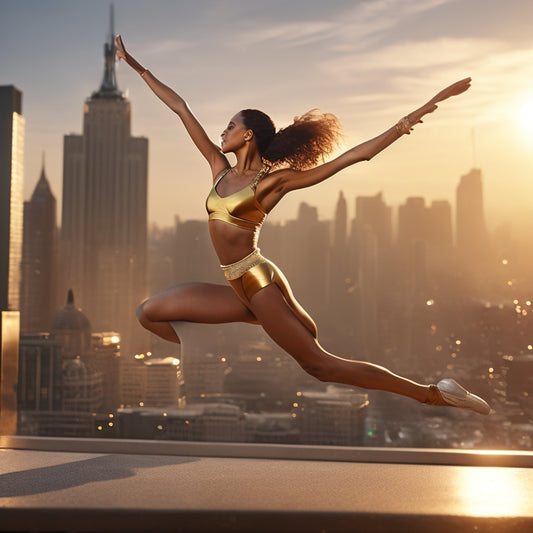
[{"left": 520, "top": 96, "right": 533, "bottom": 133}]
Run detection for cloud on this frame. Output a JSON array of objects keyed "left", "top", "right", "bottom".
[
  {"left": 232, "top": 21, "right": 335, "bottom": 48},
  {"left": 315, "top": 34, "right": 533, "bottom": 124},
  {"left": 227, "top": 0, "right": 457, "bottom": 53},
  {"left": 142, "top": 38, "right": 194, "bottom": 57}
]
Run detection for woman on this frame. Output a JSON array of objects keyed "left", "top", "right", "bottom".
[{"left": 116, "top": 35, "right": 490, "bottom": 415}]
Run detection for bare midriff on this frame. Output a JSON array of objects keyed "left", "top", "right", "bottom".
[{"left": 208, "top": 220, "right": 260, "bottom": 265}]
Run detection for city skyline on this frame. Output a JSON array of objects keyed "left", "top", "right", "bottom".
[{"left": 2, "top": 0, "right": 533, "bottom": 231}]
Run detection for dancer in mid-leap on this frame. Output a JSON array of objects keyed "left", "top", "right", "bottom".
[{"left": 117, "top": 35, "right": 490, "bottom": 415}]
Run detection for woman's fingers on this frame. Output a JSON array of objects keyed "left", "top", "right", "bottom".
[{"left": 431, "top": 77, "right": 471, "bottom": 104}]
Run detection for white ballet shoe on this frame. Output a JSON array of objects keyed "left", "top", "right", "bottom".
[{"left": 434, "top": 378, "right": 491, "bottom": 415}]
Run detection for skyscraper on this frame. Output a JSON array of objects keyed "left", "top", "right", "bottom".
[
  {"left": 351, "top": 193, "right": 393, "bottom": 362},
  {"left": 456, "top": 168, "right": 489, "bottom": 258},
  {"left": 397, "top": 197, "right": 427, "bottom": 249},
  {"left": 427, "top": 200, "right": 453, "bottom": 249},
  {"left": 0, "top": 85, "right": 24, "bottom": 311},
  {"left": 60, "top": 12, "right": 148, "bottom": 355},
  {"left": 20, "top": 160, "right": 58, "bottom": 332},
  {"left": 283, "top": 203, "right": 329, "bottom": 319},
  {"left": 354, "top": 192, "right": 393, "bottom": 250},
  {"left": 329, "top": 191, "right": 354, "bottom": 348},
  {"left": 0, "top": 85, "right": 24, "bottom": 434}
]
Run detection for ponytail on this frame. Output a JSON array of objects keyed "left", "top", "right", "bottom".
[{"left": 241, "top": 109, "right": 342, "bottom": 171}]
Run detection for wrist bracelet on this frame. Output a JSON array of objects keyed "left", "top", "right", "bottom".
[{"left": 395, "top": 116, "right": 411, "bottom": 135}]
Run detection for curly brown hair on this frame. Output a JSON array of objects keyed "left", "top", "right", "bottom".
[{"left": 240, "top": 109, "right": 342, "bottom": 171}]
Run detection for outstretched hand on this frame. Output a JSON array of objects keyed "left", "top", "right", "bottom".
[
  {"left": 428, "top": 77, "right": 472, "bottom": 106},
  {"left": 115, "top": 34, "right": 127, "bottom": 61},
  {"left": 405, "top": 77, "right": 471, "bottom": 132},
  {"left": 114, "top": 35, "right": 146, "bottom": 75}
]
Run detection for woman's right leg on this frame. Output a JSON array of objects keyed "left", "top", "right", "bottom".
[{"left": 136, "top": 282, "right": 258, "bottom": 343}]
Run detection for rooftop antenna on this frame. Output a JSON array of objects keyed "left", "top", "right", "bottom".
[{"left": 94, "top": 2, "right": 121, "bottom": 97}]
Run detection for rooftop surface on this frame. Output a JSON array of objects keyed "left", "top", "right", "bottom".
[{"left": 1, "top": 437, "right": 533, "bottom": 532}]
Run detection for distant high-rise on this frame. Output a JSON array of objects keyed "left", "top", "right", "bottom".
[
  {"left": 60, "top": 11, "right": 148, "bottom": 354},
  {"left": 20, "top": 160, "right": 58, "bottom": 332},
  {"left": 398, "top": 197, "right": 453, "bottom": 250},
  {"left": 18, "top": 334, "right": 63, "bottom": 412},
  {"left": 351, "top": 193, "right": 393, "bottom": 361},
  {"left": 174, "top": 219, "right": 221, "bottom": 284},
  {"left": 329, "top": 191, "right": 354, "bottom": 343},
  {"left": 397, "top": 197, "right": 427, "bottom": 248},
  {"left": 456, "top": 168, "right": 489, "bottom": 257},
  {"left": 354, "top": 192, "right": 392, "bottom": 249},
  {"left": 427, "top": 200, "right": 453, "bottom": 249},
  {"left": 333, "top": 191, "right": 347, "bottom": 250},
  {"left": 283, "top": 203, "right": 329, "bottom": 318},
  {"left": 0, "top": 85, "right": 24, "bottom": 311}
]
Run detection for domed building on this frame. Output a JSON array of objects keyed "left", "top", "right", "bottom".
[
  {"left": 51, "top": 289, "right": 91, "bottom": 359},
  {"left": 50, "top": 290, "right": 104, "bottom": 412},
  {"left": 62, "top": 358, "right": 104, "bottom": 413}
]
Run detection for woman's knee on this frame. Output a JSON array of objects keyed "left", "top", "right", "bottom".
[
  {"left": 136, "top": 299, "right": 152, "bottom": 328},
  {"left": 297, "top": 353, "right": 336, "bottom": 383},
  {"left": 136, "top": 286, "right": 184, "bottom": 323},
  {"left": 136, "top": 297, "right": 164, "bottom": 325}
]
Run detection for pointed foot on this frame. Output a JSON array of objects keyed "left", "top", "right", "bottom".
[{"left": 425, "top": 378, "right": 491, "bottom": 415}]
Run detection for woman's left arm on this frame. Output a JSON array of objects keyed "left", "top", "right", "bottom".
[{"left": 277, "top": 77, "right": 471, "bottom": 194}]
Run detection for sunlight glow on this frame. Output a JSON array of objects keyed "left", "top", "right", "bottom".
[
  {"left": 454, "top": 468, "right": 526, "bottom": 517},
  {"left": 520, "top": 96, "right": 533, "bottom": 133}
]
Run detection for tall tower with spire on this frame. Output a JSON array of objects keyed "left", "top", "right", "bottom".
[
  {"left": 20, "top": 157, "right": 59, "bottom": 332},
  {"left": 60, "top": 7, "right": 148, "bottom": 355}
]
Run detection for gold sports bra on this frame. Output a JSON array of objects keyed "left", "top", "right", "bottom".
[{"left": 206, "top": 166, "right": 270, "bottom": 231}]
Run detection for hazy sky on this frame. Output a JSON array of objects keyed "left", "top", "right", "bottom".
[{"left": 2, "top": 0, "right": 533, "bottom": 231}]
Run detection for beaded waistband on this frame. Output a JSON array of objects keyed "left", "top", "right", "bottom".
[{"left": 220, "top": 248, "right": 266, "bottom": 281}]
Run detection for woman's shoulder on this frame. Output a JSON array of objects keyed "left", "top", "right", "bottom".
[
  {"left": 257, "top": 166, "right": 300, "bottom": 195},
  {"left": 212, "top": 163, "right": 231, "bottom": 182}
]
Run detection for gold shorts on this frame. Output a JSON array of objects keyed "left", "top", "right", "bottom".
[{"left": 221, "top": 249, "right": 292, "bottom": 305}]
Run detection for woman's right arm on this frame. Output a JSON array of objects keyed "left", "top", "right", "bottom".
[{"left": 116, "top": 35, "right": 227, "bottom": 175}]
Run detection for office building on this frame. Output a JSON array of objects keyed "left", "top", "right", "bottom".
[
  {"left": 60, "top": 14, "right": 148, "bottom": 356},
  {"left": 0, "top": 85, "right": 24, "bottom": 311},
  {"left": 354, "top": 192, "right": 392, "bottom": 250},
  {"left": 18, "top": 333, "right": 63, "bottom": 412},
  {"left": 90, "top": 331, "right": 121, "bottom": 412},
  {"left": 283, "top": 202, "right": 329, "bottom": 319},
  {"left": 0, "top": 85, "right": 24, "bottom": 434},
  {"left": 20, "top": 161, "right": 59, "bottom": 332},
  {"left": 295, "top": 386, "right": 368, "bottom": 446},
  {"left": 397, "top": 196, "right": 427, "bottom": 249},
  {"left": 456, "top": 168, "right": 489, "bottom": 258},
  {"left": 330, "top": 191, "right": 349, "bottom": 304},
  {"left": 144, "top": 356, "right": 183, "bottom": 407}
]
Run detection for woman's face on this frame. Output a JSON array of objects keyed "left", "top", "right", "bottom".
[{"left": 220, "top": 112, "right": 251, "bottom": 153}]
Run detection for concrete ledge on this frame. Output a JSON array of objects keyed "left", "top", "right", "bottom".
[
  {"left": 1, "top": 441, "right": 533, "bottom": 533},
  {"left": 2, "top": 434, "right": 533, "bottom": 467}
]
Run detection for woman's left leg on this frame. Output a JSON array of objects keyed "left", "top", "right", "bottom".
[{"left": 248, "top": 283, "right": 431, "bottom": 403}]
